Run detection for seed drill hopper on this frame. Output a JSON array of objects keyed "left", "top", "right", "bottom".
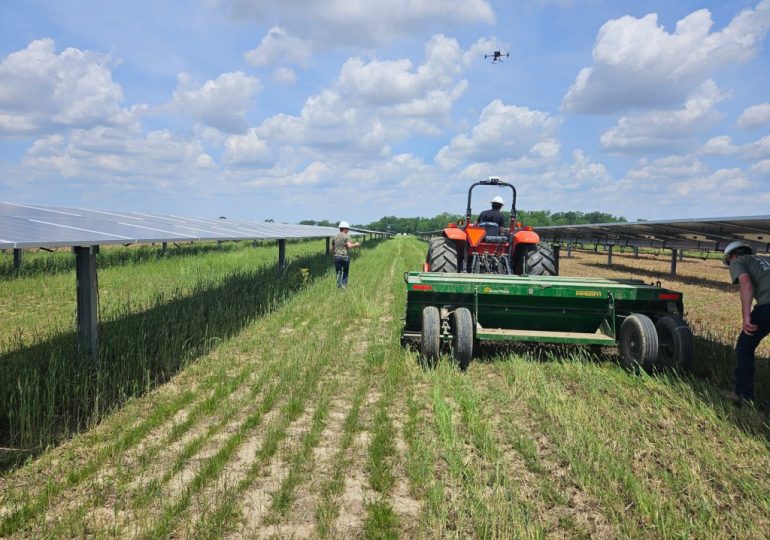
[{"left": 402, "top": 178, "right": 694, "bottom": 371}]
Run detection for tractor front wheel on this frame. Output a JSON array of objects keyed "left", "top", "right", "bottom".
[
  {"left": 452, "top": 308, "right": 473, "bottom": 371},
  {"left": 428, "top": 236, "right": 459, "bottom": 272},
  {"left": 619, "top": 313, "right": 659, "bottom": 372},
  {"left": 421, "top": 306, "right": 441, "bottom": 365}
]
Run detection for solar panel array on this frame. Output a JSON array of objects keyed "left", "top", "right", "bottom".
[
  {"left": 0, "top": 202, "right": 348, "bottom": 249},
  {"left": 536, "top": 215, "right": 770, "bottom": 253}
]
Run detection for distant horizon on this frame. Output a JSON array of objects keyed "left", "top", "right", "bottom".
[{"left": 7, "top": 199, "right": 770, "bottom": 230}]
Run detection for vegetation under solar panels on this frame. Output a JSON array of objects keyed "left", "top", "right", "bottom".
[
  {"left": 1, "top": 236, "right": 770, "bottom": 538},
  {"left": 0, "top": 239, "right": 337, "bottom": 450}
]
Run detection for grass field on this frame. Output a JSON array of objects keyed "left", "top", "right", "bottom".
[{"left": 1, "top": 237, "right": 769, "bottom": 538}]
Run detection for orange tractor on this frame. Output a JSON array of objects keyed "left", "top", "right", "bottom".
[{"left": 425, "top": 177, "right": 556, "bottom": 275}]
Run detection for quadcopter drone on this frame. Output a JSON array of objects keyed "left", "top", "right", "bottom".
[{"left": 484, "top": 50, "right": 509, "bottom": 63}]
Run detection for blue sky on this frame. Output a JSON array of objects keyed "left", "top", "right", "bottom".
[{"left": 1, "top": 0, "right": 769, "bottom": 224}]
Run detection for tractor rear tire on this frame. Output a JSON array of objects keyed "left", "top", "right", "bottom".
[
  {"left": 655, "top": 315, "right": 693, "bottom": 371},
  {"left": 619, "top": 313, "right": 659, "bottom": 372},
  {"left": 452, "top": 308, "right": 473, "bottom": 371},
  {"left": 526, "top": 243, "right": 557, "bottom": 276},
  {"left": 421, "top": 306, "right": 441, "bottom": 365},
  {"left": 428, "top": 236, "right": 459, "bottom": 273}
]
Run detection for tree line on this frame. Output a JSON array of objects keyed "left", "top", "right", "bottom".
[{"left": 301, "top": 210, "right": 626, "bottom": 234}]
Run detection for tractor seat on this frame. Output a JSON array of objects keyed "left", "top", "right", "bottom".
[{"left": 478, "top": 222, "right": 508, "bottom": 243}]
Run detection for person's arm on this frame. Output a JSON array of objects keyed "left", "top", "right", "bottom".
[
  {"left": 737, "top": 273, "right": 758, "bottom": 335},
  {"left": 346, "top": 240, "right": 360, "bottom": 248}
]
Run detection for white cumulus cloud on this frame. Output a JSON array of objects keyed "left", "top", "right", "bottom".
[
  {"left": 563, "top": 1, "right": 770, "bottom": 113},
  {"left": 599, "top": 80, "right": 727, "bottom": 153},
  {"left": 256, "top": 35, "right": 471, "bottom": 158},
  {"left": 170, "top": 71, "right": 260, "bottom": 133},
  {"left": 699, "top": 134, "right": 770, "bottom": 161},
  {"left": 737, "top": 102, "right": 770, "bottom": 129},
  {"left": 436, "top": 99, "right": 560, "bottom": 169},
  {"left": 0, "top": 38, "right": 129, "bottom": 137},
  {"left": 244, "top": 26, "right": 313, "bottom": 67},
  {"left": 701, "top": 135, "right": 737, "bottom": 156},
  {"left": 22, "top": 125, "right": 213, "bottom": 186},
  {"left": 223, "top": 129, "right": 272, "bottom": 166}
]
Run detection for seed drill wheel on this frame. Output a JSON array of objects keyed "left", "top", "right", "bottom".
[
  {"left": 428, "top": 236, "right": 459, "bottom": 272},
  {"left": 421, "top": 306, "right": 441, "bottom": 365},
  {"left": 655, "top": 315, "right": 694, "bottom": 371},
  {"left": 619, "top": 313, "right": 659, "bottom": 371},
  {"left": 452, "top": 307, "right": 473, "bottom": 371},
  {"left": 526, "top": 243, "right": 557, "bottom": 276}
]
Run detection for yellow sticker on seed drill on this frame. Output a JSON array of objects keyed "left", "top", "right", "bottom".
[{"left": 576, "top": 290, "right": 602, "bottom": 297}]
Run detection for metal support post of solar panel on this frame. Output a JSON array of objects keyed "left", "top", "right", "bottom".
[
  {"left": 74, "top": 245, "right": 99, "bottom": 362},
  {"left": 1, "top": 202, "right": 387, "bottom": 365}
]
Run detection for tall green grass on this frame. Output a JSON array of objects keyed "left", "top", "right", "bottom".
[
  {"left": 0, "top": 239, "right": 349, "bottom": 453},
  {"left": 0, "top": 241, "right": 253, "bottom": 278}
]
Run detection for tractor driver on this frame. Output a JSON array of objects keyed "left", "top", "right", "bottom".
[{"left": 477, "top": 195, "right": 505, "bottom": 228}]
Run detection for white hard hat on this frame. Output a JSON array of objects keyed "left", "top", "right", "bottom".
[
  {"left": 338, "top": 220, "right": 350, "bottom": 229},
  {"left": 491, "top": 195, "right": 504, "bottom": 205},
  {"left": 723, "top": 240, "right": 753, "bottom": 265}
]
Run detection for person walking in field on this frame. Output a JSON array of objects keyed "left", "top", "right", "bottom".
[
  {"left": 723, "top": 240, "right": 770, "bottom": 405},
  {"left": 333, "top": 221, "right": 360, "bottom": 288}
]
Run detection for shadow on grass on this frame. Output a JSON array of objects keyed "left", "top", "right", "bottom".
[
  {"left": 579, "top": 261, "right": 734, "bottom": 293},
  {"left": 0, "top": 239, "right": 385, "bottom": 469}
]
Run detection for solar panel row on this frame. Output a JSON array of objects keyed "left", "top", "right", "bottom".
[
  {"left": 536, "top": 215, "right": 770, "bottom": 253},
  {"left": 0, "top": 202, "right": 346, "bottom": 249}
]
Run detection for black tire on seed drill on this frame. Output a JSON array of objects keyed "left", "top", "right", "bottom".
[
  {"left": 619, "top": 313, "right": 659, "bottom": 372},
  {"left": 655, "top": 314, "right": 694, "bottom": 371},
  {"left": 526, "top": 243, "right": 557, "bottom": 276},
  {"left": 421, "top": 306, "right": 441, "bottom": 366},
  {"left": 452, "top": 307, "right": 473, "bottom": 371},
  {"left": 428, "top": 236, "right": 459, "bottom": 272}
]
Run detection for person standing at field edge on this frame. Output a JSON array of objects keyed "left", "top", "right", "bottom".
[
  {"left": 333, "top": 221, "right": 360, "bottom": 288},
  {"left": 723, "top": 240, "right": 770, "bottom": 405}
]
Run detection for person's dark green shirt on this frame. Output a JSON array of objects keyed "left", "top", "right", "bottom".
[{"left": 730, "top": 255, "right": 770, "bottom": 306}]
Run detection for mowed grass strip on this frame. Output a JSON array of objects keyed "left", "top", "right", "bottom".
[
  {"left": 206, "top": 239, "right": 404, "bottom": 538},
  {"left": 310, "top": 241, "right": 414, "bottom": 538},
  {"left": 155, "top": 237, "right": 400, "bottom": 537},
  {"left": 143, "top": 346, "right": 326, "bottom": 539}
]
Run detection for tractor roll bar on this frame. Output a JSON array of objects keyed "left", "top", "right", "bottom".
[{"left": 465, "top": 178, "right": 517, "bottom": 228}]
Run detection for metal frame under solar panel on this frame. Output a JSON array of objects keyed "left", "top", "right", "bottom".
[{"left": 536, "top": 215, "right": 770, "bottom": 253}]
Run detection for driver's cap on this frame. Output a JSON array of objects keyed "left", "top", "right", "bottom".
[{"left": 491, "top": 195, "right": 504, "bottom": 205}]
